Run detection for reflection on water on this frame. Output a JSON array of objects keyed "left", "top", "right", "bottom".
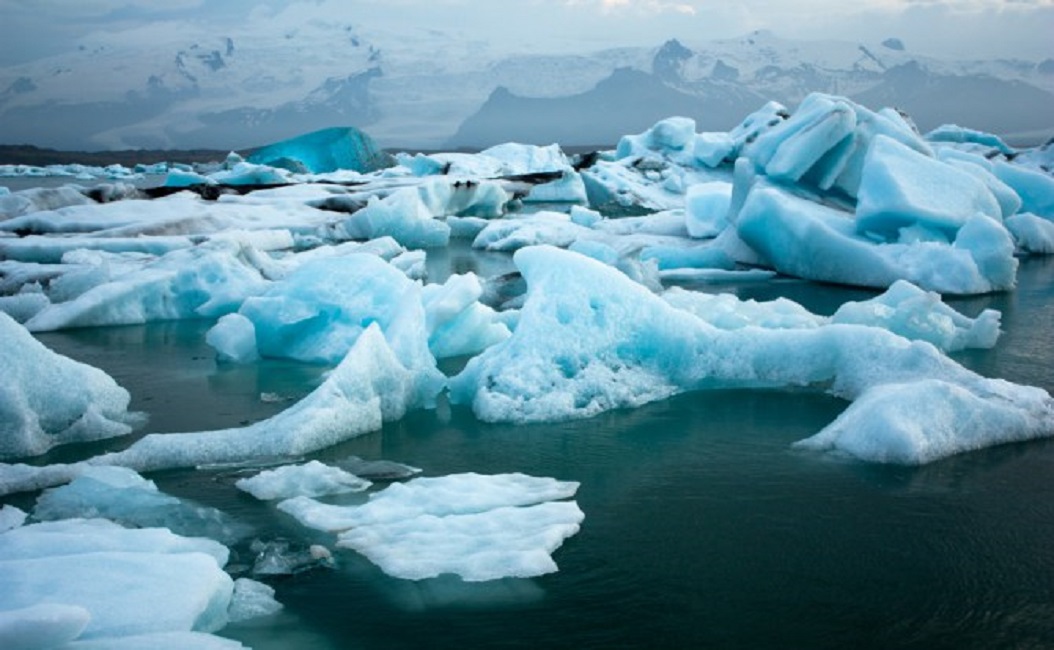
[{"left": 14, "top": 257, "right": 1054, "bottom": 649}]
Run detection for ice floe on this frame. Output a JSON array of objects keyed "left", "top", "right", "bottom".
[
  {"left": 0, "top": 518, "right": 244, "bottom": 646},
  {"left": 278, "top": 473, "right": 583, "bottom": 581}
]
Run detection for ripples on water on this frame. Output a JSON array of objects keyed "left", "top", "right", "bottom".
[{"left": 21, "top": 256, "right": 1054, "bottom": 649}]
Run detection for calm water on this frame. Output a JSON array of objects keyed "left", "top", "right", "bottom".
[{"left": 17, "top": 255, "right": 1054, "bottom": 649}]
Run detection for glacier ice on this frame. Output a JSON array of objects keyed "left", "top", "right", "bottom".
[
  {"left": 855, "top": 135, "right": 1001, "bottom": 241},
  {"left": 0, "top": 604, "right": 90, "bottom": 650},
  {"left": 33, "top": 466, "right": 251, "bottom": 544},
  {"left": 0, "top": 518, "right": 237, "bottom": 644},
  {"left": 246, "top": 126, "right": 395, "bottom": 174},
  {"left": 235, "top": 460, "right": 371, "bottom": 500},
  {"left": 0, "top": 324, "right": 421, "bottom": 495},
  {"left": 0, "top": 505, "right": 26, "bottom": 533},
  {"left": 448, "top": 246, "right": 1051, "bottom": 463},
  {"left": 278, "top": 472, "right": 583, "bottom": 581},
  {"left": 0, "top": 312, "right": 140, "bottom": 458}
]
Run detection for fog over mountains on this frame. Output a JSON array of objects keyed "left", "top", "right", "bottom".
[{"left": 1, "top": 22, "right": 1051, "bottom": 152}]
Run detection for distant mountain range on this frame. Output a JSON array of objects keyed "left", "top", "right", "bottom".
[{"left": 0, "top": 23, "right": 1051, "bottom": 152}]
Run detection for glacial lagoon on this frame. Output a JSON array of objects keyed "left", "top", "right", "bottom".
[{"left": 14, "top": 251, "right": 1053, "bottom": 650}]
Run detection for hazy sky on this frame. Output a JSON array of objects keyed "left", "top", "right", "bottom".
[{"left": 1, "top": 0, "right": 1052, "bottom": 66}]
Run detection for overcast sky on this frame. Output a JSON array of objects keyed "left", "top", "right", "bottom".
[{"left": 1, "top": 0, "right": 1052, "bottom": 66}]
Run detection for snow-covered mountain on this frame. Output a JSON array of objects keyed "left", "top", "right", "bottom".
[{"left": 0, "top": 23, "right": 1051, "bottom": 151}]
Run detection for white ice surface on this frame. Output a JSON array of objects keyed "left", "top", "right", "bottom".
[
  {"left": 0, "top": 519, "right": 234, "bottom": 642},
  {"left": 0, "top": 324, "right": 420, "bottom": 495},
  {"left": 0, "top": 312, "right": 140, "bottom": 458},
  {"left": 236, "top": 460, "right": 371, "bottom": 500},
  {"left": 278, "top": 472, "right": 582, "bottom": 581}
]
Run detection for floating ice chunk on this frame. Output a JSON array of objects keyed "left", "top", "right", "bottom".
[
  {"left": 342, "top": 189, "right": 451, "bottom": 249},
  {"left": 926, "top": 124, "right": 1015, "bottom": 155},
  {"left": 279, "top": 473, "right": 582, "bottom": 581},
  {"left": 0, "top": 518, "right": 229, "bottom": 565},
  {"left": 0, "top": 235, "right": 192, "bottom": 264},
  {"left": 569, "top": 205, "right": 602, "bottom": 227},
  {"left": 422, "top": 273, "right": 511, "bottom": 358},
  {"left": 164, "top": 169, "right": 214, "bottom": 188},
  {"left": 664, "top": 279, "right": 998, "bottom": 351},
  {"left": 448, "top": 246, "right": 1052, "bottom": 464},
  {"left": 735, "top": 180, "right": 1016, "bottom": 294},
  {"left": 25, "top": 240, "right": 271, "bottom": 331},
  {"left": 280, "top": 473, "right": 579, "bottom": 531},
  {"left": 830, "top": 280, "right": 1001, "bottom": 351},
  {"left": 685, "top": 181, "right": 732, "bottom": 238},
  {"left": 0, "top": 603, "right": 90, "bottom": 650},
  {"left": 856, "top": 135, "right": 1002, "bottom": 241},
  {"left": 0, "top": 326, "right": 422, "bottom": 495},
  {"left": 227, "top": 578, "right": 283, "bottom": 623},
  {"left": 640, "top": 243, "right": 735, "bottom": 272},
  {"left": 337, "top": 501, "right": 584, "bottom": 581},
  {"left": 748, "top": 93, "right": 857, "bottom": 184},
  {"left": 481, "top": 143, "right": 572, "bottom": 175},
  {"left": 0, "top": 186, "right": 94, "bottom": 220},
  {"left": 794, "top": 379, "right": 1053, "bottom": 464},
  {"left": 206, "top": 313, "right": 260, "bottom": 363},
  {"left": 223, "top": 254, "right": 443, "bottom": 397},
  {"left": 1006, "top": 213, "right": 1054, "bottom": 254},
  {"left": 579, "top": 160, "right": 686, "bottom": 214},
  {"left": 391, "top": 249, "right": 427, "bottom": 280},
  {"left": 521, "top": 170, "right": 587, "bottom": 203},
  {"left": 247, "top": 126, "right": 394, "bottom": 174},
  {"left": 0, "top": 519, "right": 234, "bottom": 640},
  {"left": 33, "top": 466, "right": 251, "bottom": 544},
  {"left": 473, "top": 212, "right": 590, "bottom": 252},
  {"left": 692, "top": 132, "right": 736, "bottom": 168},
  {"left": 0, "top": 312, "right": 139, "bottom": 459},
  {"left": 0, "top": 505, "right": 26, "bottom": 533},
  {"left": 617, "top": 116, "right": 697, "bottom": 161},
  {"left": 741, "top": 94, "right": 933, "bottom": 198},
  {"left": 992, "top": 161, "right": 1054, "bottom": 219},
  {"left": 235, "top": 461, "right": 371, "bottom": 500},
  {"left": 209, "top": 162, "right": 291, "bottom": 187},
  {"left": 0, "top": 292, "right": 49, "bottom": 323}
]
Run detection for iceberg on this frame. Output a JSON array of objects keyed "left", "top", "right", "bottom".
[
  {"left": 247, "top": 126, "right": 395, "bottom": 174},
  {"left": 278, "top": 472, "right": 583, "bottom": 581},
  {"left": 0, "top": 518, "right": 237, "bottom": 644},
  {"left": 235, "top": 460, "right": 371, "bottom": 500},
  {"left": 855, "top": 135, "right": 1002, "bottom": 241},
  {"left": 212, "top": 253, "right": 445, "bottom": 404},
  {"left": 25, "top": 240, "right": 273, "bottom": 331},
  {"left": 734, "top": 179, "right": 1017, "bottom": 294},
  {"left": 448, "top": 246, "right": 1052, "bottom": 463},
  {"left": 0, "top": 312, "right": 140, "bottom": 458}
]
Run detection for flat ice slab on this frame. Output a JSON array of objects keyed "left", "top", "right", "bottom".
[{"left": 279, "top": 473, "right": 583, "bottom": 581}]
